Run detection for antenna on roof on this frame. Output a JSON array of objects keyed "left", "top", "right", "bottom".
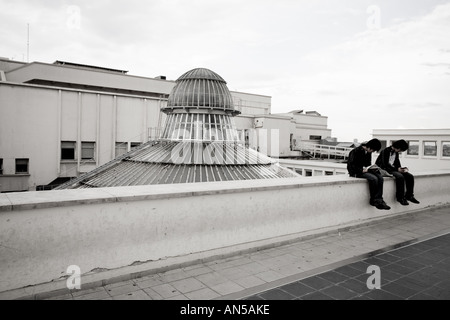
[{"left": 27, "top": 23, "right": 30, "bottom": 62}]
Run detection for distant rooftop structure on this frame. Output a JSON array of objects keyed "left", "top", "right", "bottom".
[
  {"left": 56, "top": 68, "right": 298, "bottom": 189},
  {"left": 289, "top": 110, "right": 322, "bottom": 116},
  {"left": 53, "top": 60, "right": 129, "bottom": 74}
]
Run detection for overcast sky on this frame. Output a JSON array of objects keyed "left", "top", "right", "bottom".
[{"left": 1, "top": 0, "right": 449, "bottom": 142}]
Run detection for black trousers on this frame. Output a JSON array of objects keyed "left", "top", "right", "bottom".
[
  {"left": 358, "top": 172, "right": 384, "bottom": 203},
  {"left": 391, "top": 171, "right": 415, "bottom": 200}
]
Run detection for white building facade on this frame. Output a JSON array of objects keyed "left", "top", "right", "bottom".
[{"left": 372, "top": 129, "right": 450, "bottom": 172}]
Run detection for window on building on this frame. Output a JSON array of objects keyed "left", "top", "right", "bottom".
[
  {"left": 442, "top": 141, "right": 450, "bottom": 157},
  {"left": 309, "top": 135, "right": 321, "bottom": 141},
  {"left": 115, "top": 142, "right": 128, "bottom": 157},
  {"left": 0, "top": 159, "right": 3, "bottom": 175},
  {"left": 423, "top": 141, "right": 437, "bottom": 156},
  {"left": 81, "top": 142, "right": 95, "bottom": 160},
  {"left": 61, "top": 141, "right": 76, "bottom": 160},
  {"left": 130, "top": 142, "right": 141, "bottom": 149},
  {"left": 407, "top": 140, "right": 419, "bottom": 156},
  {"left": 15, "top": 158, "right": 29, "bottom": 174}
]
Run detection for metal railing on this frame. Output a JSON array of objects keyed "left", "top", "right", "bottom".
[{"left": 297, "top": 142, "right": 353, "bottom": 160}]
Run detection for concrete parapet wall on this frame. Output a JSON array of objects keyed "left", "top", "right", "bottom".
[{"left": 1, "top": 171, "right": 450, "bottom": 295}]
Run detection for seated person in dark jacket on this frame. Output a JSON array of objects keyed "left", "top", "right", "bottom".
[
  {"left": 375, "top": 139, "right": 420, "bottom": 206},
  {"left": 347, "top": 139, "right": 391, "bottom": 210}
]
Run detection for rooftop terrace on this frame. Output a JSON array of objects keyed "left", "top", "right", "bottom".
[{"left": 1, "top": 171, "right": 449, "bottom": 300}]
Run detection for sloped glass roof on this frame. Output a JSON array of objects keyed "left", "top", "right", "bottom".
[{"left": 58, "top": 141, "right": 296, "bottom": 188}]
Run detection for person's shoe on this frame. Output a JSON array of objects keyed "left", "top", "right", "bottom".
[
  {"left": 406, "top": 196, "right": 420, "bottom": 204},
  {"left": 382, "top": 201, "right": 391, "bottom": 210},
  {"left": 376, "top": 201, "right": 391, "bottom": 210},
  {"left": 369, "top": 200, "right": 376, "bottom": 206},
  {"left": 397, "top": 198, "right": 409, "bottom": 206}
]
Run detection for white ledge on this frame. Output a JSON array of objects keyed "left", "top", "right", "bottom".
[{"left": 1, "top": 171, "right": 450, "bottom": 213}]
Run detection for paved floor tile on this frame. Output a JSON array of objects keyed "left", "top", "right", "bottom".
[
  {"left": 422, "top": 286, "right": 450, "bottom": 300},
  {"left": 184, "top": 288, "right": 221, "bottom": 300},
  {"left": 277, "top": 282, "right": 315, "bottom": 298},
  {"left": 237, "top": 261, "right": 271, "bottom": 274},
  {"left": 381, "top": 282, "right": 418, "bottom": 299},
  {"left": 320, "top": 285, "right": 359, "bottom": 300},
  {"left": 151, "top": 283, "right": 181, "bottom": 298},
  {"left": 384, "top": 262, "right": 417, "bottom": 276},
  {"left": 338, "top": 279, "right": 370, "bottom": 295},
  {"left": 183, "top": 266, "right": 213, "bottom": 277},
  {"left": 217, "top": 266, "right": 252, "bottom": 281},
  {"left": 104, "top": 280, "right": 135, "bottom": 289},
  {"left": 408, "top": 292, "right": 436, "bottom": 300},
  {"left": 254, "top": 270, "right": 285, "bottom": 282},
  {"left": 170, "top": 277, "right": 206, "bottom": 294},
  {"left": 112, "top": 290, "right": 152, "bottom": 300},
  {"left": 74, "top": 289, "right": 111, "bottom": 300},
  {"left": 134, "top": 276, "right": 165, "bottom": 289},
  {"left": 72, "top": 287, "right": 106, "bottom": 297},
  {"left": 166, "top": 294, "right": 189, "bottom": 300},
  {"left": 45, "top": 293, "right": 73, "bottom": 300},
  {"left": 298, "top": 276, "right": 334, "bottom": 290},
  {"left": 233, "top": 275, "right": 266, "bottom": 289},
  {"left": 363, "top": 289, "right": 402, "bottom": 300},
  {"left": 249, "top": 252, "right": 275, "bottom": 261},
  {"left": 158, "top": 269, "right": 190, "bottom": 282},
  {"left": 273, "top": 264, "right": 304, "bottom": 277},
  {"left": 317, "top": 271, "right": 350, "bottom": 284},
  {"left": 334, "top": 265, "right": 365, "bottom": 278},
  {"left": 195, "top": 271, "right": 229, "bottom": 287},
  {"left": 104, "top": 283, "right": 141, "bottom": 297},
  {"left": 209, "top": 281, "right": 245, "bottom": 295},
  {"left": 300, "top": 291, "right": 334, "bottom": 300},
  {"left": 259, "top": 288, "right": 295, "bottom": 300},
  {"left": 142, "top": 287, "right": 164, "bottom": 300}
]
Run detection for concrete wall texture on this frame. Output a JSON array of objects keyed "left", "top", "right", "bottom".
[{"left": 1, "top": 172, "right": 450, "bottom": 294}]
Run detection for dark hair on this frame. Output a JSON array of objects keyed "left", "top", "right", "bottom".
[
  {"left": 392, "top": 139, "right": 409, "bottom": 151},
  {"left": 364, "top": 138, "right": 382, "bottom": 152}
]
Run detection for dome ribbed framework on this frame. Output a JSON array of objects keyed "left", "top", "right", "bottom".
[{"left": 163, "top": 68, "right": 238, "bottom": 115}]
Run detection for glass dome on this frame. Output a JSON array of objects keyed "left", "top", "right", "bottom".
[{"left": 162, "top": 68, "right": 240, "bottom": 115}]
